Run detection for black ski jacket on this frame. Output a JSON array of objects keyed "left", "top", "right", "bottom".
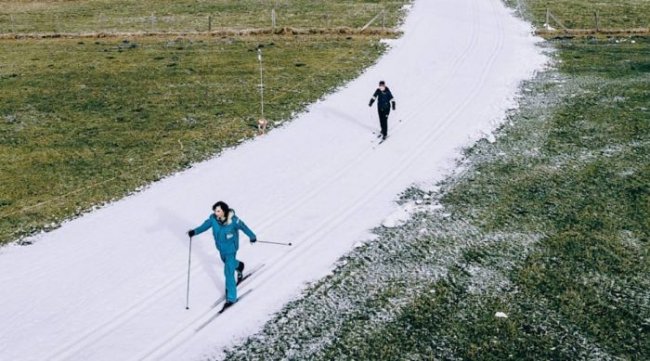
[{"left": 369, "top": 87, "right": 395, "bottom": 112}]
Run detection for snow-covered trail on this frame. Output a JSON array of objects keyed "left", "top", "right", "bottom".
[{"left": 0, "top": 1, "right": 545, "bottom": 360}]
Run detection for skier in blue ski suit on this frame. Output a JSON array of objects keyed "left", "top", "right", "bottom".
[{"left": 188, "top": 201, "right": 256, "bottom": 306}]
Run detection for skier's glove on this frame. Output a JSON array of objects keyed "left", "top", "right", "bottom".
[
  {"left": 392, "top": 102, "right": 396, "bottom": 111},
  {"left": 368, "top": 98, "right": 375, "bottom": 107},
  {"left": 187, "top": 229, "right": 195, "bottom": 237},
  {"left": 250, "top": 238, "right": 257, "bottom": 244}
]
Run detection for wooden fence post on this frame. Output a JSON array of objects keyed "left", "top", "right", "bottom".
[
  {"left": 594, "top": 11, "right": 600, "bottom": 32},
  {"left": 546, "top": 8, "right": 550, "bottom": 26},
  {"left": 98, "top": 13, "right": 104, "bottom": 33},
  {"left": 10, "top": 14, "right": 15, "bottom": 33},
  {"left": 361, "top": 10, "right": 384, "bottom": 32},
  {"left": 547, "top": 9, "right": 569, "bottom": 32},
  {"left": 208, "top": 15, "right": 212, "bottom": 32}
]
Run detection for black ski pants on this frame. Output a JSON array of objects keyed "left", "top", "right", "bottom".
[{"left": 378, "top": 107, "right": 390, "bottom": 137}]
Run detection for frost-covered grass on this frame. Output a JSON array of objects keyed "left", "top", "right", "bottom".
[
  {"left": 0, "top": 34, "right": 391, "bottom": 245},
  {"left": 218, "top": 35, "right": 650, "bottom": 361},
  {"left": 438, "top": 40, "right": 650, "bottom": 358},
  {"left": 219, "top": 201, "right": 544, "bottom": 360}
]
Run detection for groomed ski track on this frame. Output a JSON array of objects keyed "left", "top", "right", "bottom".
[{"left": 0, "top": 0, "right": 545, "bottom": 360}]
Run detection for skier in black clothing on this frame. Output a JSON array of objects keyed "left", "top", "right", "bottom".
[{"left": 368, "top": 80, "right": 396, "bottom": 140}]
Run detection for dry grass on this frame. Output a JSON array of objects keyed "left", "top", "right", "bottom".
[
  {"left": 535, "top": 27, "right": 650, "bottom": 39},
  {"left": 0, "top": 26, "right": 400, "bottom": 40}
]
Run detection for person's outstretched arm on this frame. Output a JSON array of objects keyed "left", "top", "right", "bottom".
[
  {"left": 188, "top": 217, "right": 212, "bottom": 237},
  {"left": 236, "top": 217, "right": 257, "bottom": 243}
]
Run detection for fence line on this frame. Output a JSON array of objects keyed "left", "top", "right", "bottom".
[
  {"left": 2, "top": 9, "right": 398, "bottom": 36},
  {"left": 0, "top": 26, "right": 399, "bottom": 40},
  {"left": 537, "top": 7, "right": 650, "bottom": 38}
]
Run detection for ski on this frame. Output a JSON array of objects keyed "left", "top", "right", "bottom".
[
  {"left": 208, "top": 263, "right": 265, "bottom": 308},
  {"left": 371, "top": 135, "right": 390, "bottom": 150},
  {"left": 196, "top": 289, "right": 254, "bottom": 332},
  {"left": 371, "top": 119, "right": 400, "bottom": 145},
  {"left": 237, "top": 268, "right": 255, "bottom": 285}
]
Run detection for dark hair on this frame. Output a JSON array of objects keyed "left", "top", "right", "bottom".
[
  {"left": 212, "top": 201, "right": 230, "bottom": 217},
  {"left": 379, "top": 80, "right": 386, "bottom": 86}
]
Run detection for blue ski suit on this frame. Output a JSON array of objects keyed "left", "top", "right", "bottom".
[{"left": 192, "top": 210, "right": 256, "bottom": 302}]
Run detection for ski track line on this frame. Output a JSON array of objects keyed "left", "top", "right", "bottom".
[
  {"left": 195, "top": 288, "right": 255, "bottom": 332},
  {"left": 46, "top": 246, "right": 263, "bottom": 361},
  {"left": 250, "top": 13, "right": 478, "bottom": 231},
  {"left": 46, "top": 1, "right": 506, "bottom": 359},
  {"left": 250, "top": 0, "right": 478, "bottom": 210},
  {"left": 135, "top": 264, "right": 264, "bottom": 361},
  {"left": 373, "top": 0, "right": 481, "bottom": 148},
  {"left": 143, "top": 4, "right": 504, "bottom": 361},
  {"left": 133, "top": 284, "right": 255, "bottom": 361}
]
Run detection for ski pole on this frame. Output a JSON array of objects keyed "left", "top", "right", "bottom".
[
  {"left": 185, "top": 235, "right": 193, "bottom": 310},
  {"left": 257, "top": 240, "right": 292, "bottom": 246}
]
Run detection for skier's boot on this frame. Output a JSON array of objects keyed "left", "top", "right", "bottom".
[
  {"left": 221, "top": 300, "right": 235, "bottom": 312},
  {"left": 236, "top": 261, "right": 245, "bottom": 284}
]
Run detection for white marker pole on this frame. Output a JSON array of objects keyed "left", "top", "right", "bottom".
[{"left": 257, "top": 48, "right": 264, "bottom": 119}]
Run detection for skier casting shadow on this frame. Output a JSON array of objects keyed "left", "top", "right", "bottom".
[
  {"left": 368, "top": 80, "right": 396, "bottom": 141},
  {"left": 188, "top": 201, "right": 257, "bottom": 311}
]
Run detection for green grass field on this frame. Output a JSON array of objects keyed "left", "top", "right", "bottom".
[{"left": 0, "top": 0, "right": 407, "bottom": 34}]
